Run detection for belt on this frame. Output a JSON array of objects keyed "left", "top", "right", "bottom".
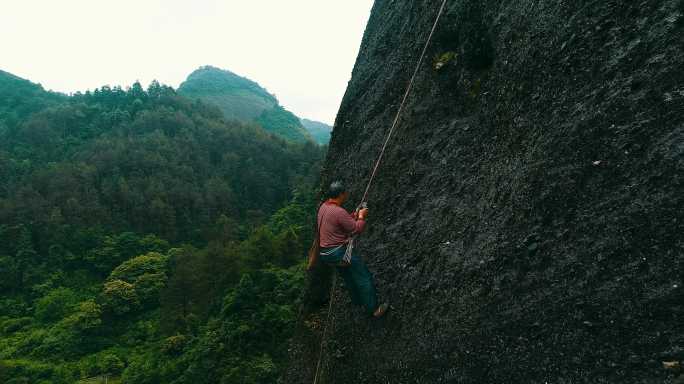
[{"left": 320, "top": 243, "right": 346, "bottom": 256}]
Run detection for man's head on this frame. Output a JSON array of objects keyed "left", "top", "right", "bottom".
[{"left": 326, "top": 180, "right": 349, "bottom": 202}]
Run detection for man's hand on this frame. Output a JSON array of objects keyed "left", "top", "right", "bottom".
[{"left": 358, "top": 208, "right": 369, "bottom": 220}]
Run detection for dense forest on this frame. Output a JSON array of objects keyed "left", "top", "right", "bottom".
[
  {"left": 299, "top": 119, "right": 332, "bottom": 146},
  {"left": 0, "top": 70, "right": 326, "bottom": 383}
]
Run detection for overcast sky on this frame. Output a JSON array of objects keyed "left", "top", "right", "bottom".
[{"left": 0, "top": 0, "right": 374, "bottom": 124}]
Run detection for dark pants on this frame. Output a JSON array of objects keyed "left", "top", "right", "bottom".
[{"left": 320, "top": 244, "right": 378, "bottom": 315}]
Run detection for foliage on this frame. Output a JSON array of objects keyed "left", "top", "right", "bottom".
[
  {"left": 0, "top": 70, "right": 320, "bottom": 383},
  {"left": 108, "top": 252, "right": 167, "bottom": 285},
  {"left": 178, "top": 66, "right": 314, "bottom": 143},
  {"left": 300, "top": 118, "right": 332, "bottom": 145},
  {"left": 76, "top": 347, "right": 126, "bottom": 378},
  {"left": 103, "top": 252, "right": 168, "bottom": 312},
  {"left": 101, "top": 280, "right": 140, "bottom": 316},
  {"left": 32, "top": 300, "right": 103, "bottom": 359},
  {"left": 112, "top": 239, "right": 307, "bottom": 384},
  {"left": 0, "top": 359, "right": 73, "bottom": 384},
  {"left": 0, "top": 75, "right": 325, "bottom": 250},
  {"left": 0, "top": 70, "right": 65, "bottom": 133},
  {"left": 34, "top": 288, "right": 80, "bottom": 323},
  {"left": 255, "top": 106, "right": 313, "bottom": 143},
  {"left": 85, "top": 233, "right": 169, "bottom": 276},
  {"left": 433, "top": 51, "right": 457, "bottom": 70},
  {"left": 178, "top": 66, "right": 278, "bottom": 121}
]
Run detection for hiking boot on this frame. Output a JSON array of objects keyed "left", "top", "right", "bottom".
[{"left": 373, "top": 302, "right": 389, "bottom": 318}]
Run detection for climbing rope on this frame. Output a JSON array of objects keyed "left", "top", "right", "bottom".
[
  {"left": 312, "top": 274, "right": 337, "bottom": 384},
  {"left": 360, "top": 0, "right": 449, "bottom": 205},
  {"left": 312, "top": 1, "right": 449, "bottom": 383}
]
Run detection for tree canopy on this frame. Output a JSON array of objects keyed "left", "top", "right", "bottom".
[{"left": 0, "top": 71, "right": 324, "bottom": 383}]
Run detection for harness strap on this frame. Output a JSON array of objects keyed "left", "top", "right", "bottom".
[{"left": 319, "top": 243, "right": 345, "bottom": 256}]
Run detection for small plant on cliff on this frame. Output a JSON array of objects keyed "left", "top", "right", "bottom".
[{"left": 433, "top": 51, "right": 457, "bottom": 70}]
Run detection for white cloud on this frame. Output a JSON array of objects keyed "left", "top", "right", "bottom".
[{"left": 0, "top": 0, "right": 374, "bottom": 124}]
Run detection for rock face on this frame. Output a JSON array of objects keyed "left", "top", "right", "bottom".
[{"left": 284, "top": 0, "right": 683, "bottom": 383}]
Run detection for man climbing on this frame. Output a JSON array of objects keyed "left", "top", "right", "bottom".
[{"left": 317, "top": 180, "right": 389, "bottom": 318}]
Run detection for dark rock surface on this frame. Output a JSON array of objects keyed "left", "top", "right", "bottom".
[{"left": 283, "top": 0, "right": 683, "bottom": 383}]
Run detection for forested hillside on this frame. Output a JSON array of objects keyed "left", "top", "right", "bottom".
[
  {"left": 0, "top": 69, "right": 66, "bottom": 129},
  {"left": 0, "top": 70, "right": 325, "bottom": 383},
  {"left": 178, "top": 66, "right": 314, "bottom": 143},
  {"left": 177, "top": 66, "right": 277, "bottom": 122},
  {"left": 300, "top": 119, "right": 332, "bottom": 145}
]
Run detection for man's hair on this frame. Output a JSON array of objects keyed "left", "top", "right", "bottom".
[{"left": 326, "top": 180, "right": 347, "bottom": 199}]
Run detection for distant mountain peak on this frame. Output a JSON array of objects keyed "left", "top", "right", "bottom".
[
  {"left": 184, "top": 66, "right": 277, "bottom": 102},
  {"left": 179, "top": 65, "right": 313, "bottom": 143},
  {"left": 0, "top": 69, "right": 65, "bottom": 121},
  {"left": 0, "top": 69, "right": 45, "bottom": 91}
]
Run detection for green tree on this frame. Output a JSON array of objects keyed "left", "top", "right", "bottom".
[
  {"left": 101, "top": 280, "right": 139, "bottom": 315},
  {"left": 34, "top": 287, "right": 79, "bottom": 323}
]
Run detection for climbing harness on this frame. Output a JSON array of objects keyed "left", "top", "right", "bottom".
[
  {"left": 311, "top": 1, "right": 449, "bottom": 383},
  {"left": 320, "top": 243, "right": 351, "bottom": 268},
  {"left": 341, "top": 201, "right": 366, "bottom": 265},
  {"left": 319, "top": 244, "right": 345, "bottom": 257}
]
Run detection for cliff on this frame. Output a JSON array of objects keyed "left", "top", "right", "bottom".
[{"left": 284, "top": 0, "right": 683, "bottom": 383}]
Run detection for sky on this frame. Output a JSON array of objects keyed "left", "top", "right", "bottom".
[{"left": 0, "top": 0, "right": 375, "bottom": 125}]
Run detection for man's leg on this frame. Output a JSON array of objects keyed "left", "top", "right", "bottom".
[
  {"left": 348, "top": 252, "right": 378, "bottom": 315},
  {"left": 339, "top": 266, "right": 363, "bottom": 306},
  {"left": 324, "top": 246, "right": 363, "bottom": 306}
]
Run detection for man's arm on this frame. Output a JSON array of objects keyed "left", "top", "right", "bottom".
[{"left": 338, "top": 208, "right": 366, "bottom": 235}]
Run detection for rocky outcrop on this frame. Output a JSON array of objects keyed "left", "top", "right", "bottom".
[{"left": 284, "top": 0, "right": 683, "bottom": 383}]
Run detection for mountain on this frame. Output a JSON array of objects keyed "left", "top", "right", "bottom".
[
  {"left": 0, "top": 69, "right": 46, "bottom": 100},
  {"left": 285, "top": 1, "right": 683, "bottom": 383},
  {"left": 177, "top": 65, "right": 277, "bottom": 121},
  {"left": 0, "top": 69, "right": 49, "bottom": 99},
  {"left": 0, "top": 70, "right": 324, "bottom": 243},
  {"left": 0, "top": 70, "right": 65, "bottom": 130},
  {"left": 300, "top": 118, "right": 332, "bottom": 145},
  {"left": 178, "top": 66, "right": 314, "bottom": 143}
]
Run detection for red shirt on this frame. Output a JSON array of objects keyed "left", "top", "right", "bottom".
[{"left": 317, "top": 201, "right": 366, "bottom": 247}]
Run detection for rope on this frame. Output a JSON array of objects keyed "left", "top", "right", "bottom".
[
  {"left": 360, "top": 0, "right": 449, "bottom": 205},
  {"left": 313, "top": 274, "right": 337, "bottom": 384},
  {"left": 312, "top": 2, "right": 448, "bottom": 382}
]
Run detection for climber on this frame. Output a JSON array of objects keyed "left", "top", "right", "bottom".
[{"left": 317, "top": 180, "right": 389, "bottom": 318}]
